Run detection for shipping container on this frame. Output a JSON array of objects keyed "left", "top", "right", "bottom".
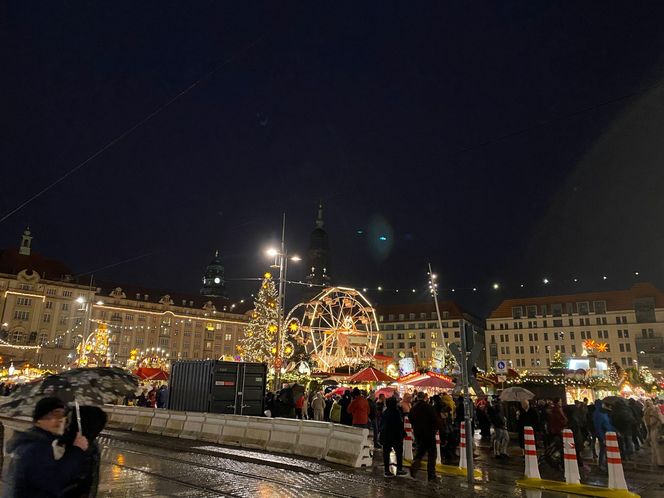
[{"left": 168, "top": 360, "right": 266, "bottom": 416}]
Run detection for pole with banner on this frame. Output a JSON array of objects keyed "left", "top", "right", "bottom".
[{"left": 459, "top": 320, "right": 474, "bottom": 485}]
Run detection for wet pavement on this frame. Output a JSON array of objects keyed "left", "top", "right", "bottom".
[{"left": 89, "top": 430, "right": 663, "bottom": 498}]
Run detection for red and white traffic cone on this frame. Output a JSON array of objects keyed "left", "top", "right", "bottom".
[
  {"left": 562, "top": 429, "right": 580, "bottom": 485},
  {"left": 459, "top": 421, "right": 467, "bottom": 470},
  {"left": 605, "top": 432, "right": 628, "bottom": 490},
  {"left": 403, "top": 415, "right": 413, "bottom": 460},
  {"left": 435, "top": 431, "right": 442, "bottom": 465},
  {"left": 523, "top": 426, "right": 540, "bottom": 479}
]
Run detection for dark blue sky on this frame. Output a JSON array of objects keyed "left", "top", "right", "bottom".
[{"left": 3, "top": 2, "right": 664, "bottom": 314}]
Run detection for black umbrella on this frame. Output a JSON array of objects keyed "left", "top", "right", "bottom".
[{"left": 0, "top": 367, "right": 138, "bottom": 418}]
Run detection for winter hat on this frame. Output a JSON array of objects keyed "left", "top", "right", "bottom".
[{"left": 33, "top": 397, "right": 66, "bottom": 421}]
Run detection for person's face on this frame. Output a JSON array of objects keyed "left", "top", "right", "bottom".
[{"left": 35, "top": 408, "right": 66, "bottom": 435}]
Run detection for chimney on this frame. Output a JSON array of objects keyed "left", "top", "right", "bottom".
[
  {"left": 144, "top": 294, "right": 149, "bottom": 301},
  {"left": 136, "top": 293, "right": 141, "bottom": 300}
]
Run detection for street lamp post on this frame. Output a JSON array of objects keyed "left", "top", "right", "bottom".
[{"left": 267, "top": 214, "right": 301, "bottom": 391}]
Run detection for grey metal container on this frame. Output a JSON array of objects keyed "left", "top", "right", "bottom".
[{"left": 168, "top": 360, "right": 266, "bottom": 416}]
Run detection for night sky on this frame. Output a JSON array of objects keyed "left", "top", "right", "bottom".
[{"left": 3, "top": 2, "right": 664, "bottom": 315}]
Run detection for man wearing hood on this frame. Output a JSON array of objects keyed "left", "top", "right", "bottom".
[
  {"left": 3, "top": 397, "right": 89, "bottom": 498},
  {"left": 593, "top": 399, "right": 614, "bottom": 472}
]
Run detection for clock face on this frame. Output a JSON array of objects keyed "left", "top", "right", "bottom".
[{"left": 214, "top": 277, "right": 221, "bottom": 284}]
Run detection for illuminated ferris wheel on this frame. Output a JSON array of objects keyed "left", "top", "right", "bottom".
[{"left": 286, "top": 287, "right": 380, "bottom": 371}]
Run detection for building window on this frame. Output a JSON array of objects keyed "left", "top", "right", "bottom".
[
  {"left": 398, "top": 314, "right": 405, "bottom": 320},
  {"left": 11, "top": 330, "right": 24, "bottom": 343},
  {"left": 46, "top": 288, "right": 57, "bottom": 296},
  {"left": 13, "top": 310, "right": 29, "bottom": 321},
  {"left": 625, "top": 343, "right": 631, "bottom": 352},
  {"left": 624, "top": 330, "right": 629, "bottom": 338},
  {"left": 16, "top": 297, "right": 32, "bottom": 306},
  {"left": 224, "top": 333, "right": 232, "bottom": 341},
  {"left": 62, "top": 290, "right": 72, "bottom": 297},
  {"left": 570, "top": 331, "right": 575, "bottom": 340},
  {"left": 61, "top": 303, "right": 70, "bottom": 311},
  {"left": 512, "top": 307, "right": 523, "bottom": 319},
  {"left": 526, "top": 305, "right": 537, "bottom": 318},
  {"left": 594, "top": 301, "right": 607, "bottom": 314},
  {"left": 577, "top": 302, "right": 589, "bottom": 315},
  {"left": 42, "top": 314, "right": 51, "bottom": 323},
  {"left": 45, "top": 301, "right": 53, "bottom": 309}
]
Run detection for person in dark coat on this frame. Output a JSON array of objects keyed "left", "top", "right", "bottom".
[
  {"left": 61, "top": 406, "right": 108, "bottom": 498},
  {"left": 608, "top": 398, "right": 636, "bottom": 458},
  {"left": 3, "top": 397, "right": 89, "bottom": 498},
  {"left": 339, "top": 391, "right": 353, "bottom": 426},
  {"left": 379, "top": 397, "right": 408, "bottom": 477},
  {"left": 408, "top": 393, "right": 440, "bottom": 481}
]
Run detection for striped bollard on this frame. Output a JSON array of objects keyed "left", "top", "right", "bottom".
[
  {"left": 523, "top": 426, "right": 540, "bottom": 479},
  {"left": 459, "top": 421, "right": 467, "bottom": 469},
  {"left": 435, "top": 431, "right": 442, "bottom": 465},
  {"left": 562, "top": 429, "right": 580, "bottom": 485},
  {"left": 403, "top": 415, "right": 413, "bottom": 460},
  {"left": 605, "top": 432, "right": 628, "bottom": 490}
]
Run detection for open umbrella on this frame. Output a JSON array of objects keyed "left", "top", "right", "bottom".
[
  {"left": 374, "top": 387, "right": 397, "bottom": 398},
  {"left": 499, "top": 386, "right": 535, "bottom": 402},
  {"left": 325, "top": 386, "right": 351, "bottom": 398},
  {"left": 0, "top": 367, "right": 138, "bottom": 417}
]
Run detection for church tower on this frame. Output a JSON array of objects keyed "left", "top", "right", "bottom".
[
  {"left": 306, "top": 203, "right": 330, "bottom": 286},
  {"left": 200, "top": 250, "right": 226, "bottom": 298},
  {"left": 19, "top": 227, "right": 32, "bottom": 256}
]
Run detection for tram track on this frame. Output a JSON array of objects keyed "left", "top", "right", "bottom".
[
  {"left": 101, "top": 445, "right": 363, "bottom": 498},
  {"left": 99, "top": 438, "right": 457, "bottom": 498}
]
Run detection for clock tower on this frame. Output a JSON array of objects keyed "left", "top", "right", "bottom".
[{"left": 200, "top": 250, "right": 226, "bottom": 297}]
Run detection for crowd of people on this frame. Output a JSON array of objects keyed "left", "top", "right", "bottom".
[
  {"left": 265, "top": 385, "right": 664, "bottom": 479},
  {"left": 122, "top": 383, "right": 169, "bottom": 408}
]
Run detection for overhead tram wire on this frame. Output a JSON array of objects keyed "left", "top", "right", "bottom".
[{"left": 0, "top": 34, "right": 266, "bottom": 225}]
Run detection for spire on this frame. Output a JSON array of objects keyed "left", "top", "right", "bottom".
[
  {"left": 315, "top": 201, "right": 324, "bottom": 229},
  {"left": 200, "top": 250, "right": 226, "bottom": 298},
  {"left": 19, "top": 227, "right": 32, "bottom": 256}
]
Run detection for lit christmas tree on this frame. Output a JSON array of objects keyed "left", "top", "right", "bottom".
[
  {"left": 549, "top": 349, "right": 566, "bottom": 374},
  {"left": 237, "top": 272, "right": 280, "bottom": 366}
]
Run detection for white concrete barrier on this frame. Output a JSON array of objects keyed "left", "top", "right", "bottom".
[
  {"left": 117, "top": 406, "right": 139, "bottom": 431},
  {"left": 324, "top": 424, "right": 372, "bottom": 468},
  {"left": 147, "top": 410, "right": 170, "bottom": 435},
  {"left": 103, "top": 405, "right": 122, "bottom": 428},
  {"left": 243, "top": 416, "right": 273, "bottom": 450},
  {"left": 162, "top": 411, "right": 186, "bottom": 438},
  {"left": 266, "top": 418, "right": 301, "bottom": 454},
  {"left": 132, "top": 407, "right": 155, "bottom": 432},
  {"left": 294, "top": 420, "right": 332, "bottom": 459},
  {"left": 219, "top": 414, "right": 248, "bottom": 447},
  {"left": 180, "top": 412, "right": 205, "bottom": 440},
  {"left": 200, "top": 413, "right": 226, "bottom": 443}
]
